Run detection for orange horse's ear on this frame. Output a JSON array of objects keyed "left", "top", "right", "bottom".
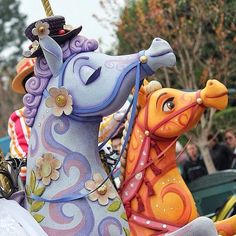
[
  {"left": 143, "top": 79, "right": 149, "bottom": 86},
  {"left": 138, "top": 80, "right": 162, "bottom": 108},
  {"left": 138, "top": 85, "right": 147, "bottom": 108}
]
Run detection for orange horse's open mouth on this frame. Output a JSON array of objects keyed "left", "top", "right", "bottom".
[{"left": 205, "top": 91, "right": 228, "bottom": 99}]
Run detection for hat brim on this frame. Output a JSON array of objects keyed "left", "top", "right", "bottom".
[
  {"left": 24, "top": 26, "right": 82, "bottom": 58},
  {"left": 12, "top": 66, "right": 34, "bottom": 94}
]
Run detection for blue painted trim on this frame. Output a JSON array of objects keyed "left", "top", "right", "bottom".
[
  {"left": 58, "top": 54, "right": 77, "bottom": 87},
  {"left": 69, "top": 114, "right": 102, "bottom": 123},
  {"left": 43, "top": 89, "right": 49, "bottom": 98},
  {"left": 142, "top": 63, "right": 154, "bottom": 76}
]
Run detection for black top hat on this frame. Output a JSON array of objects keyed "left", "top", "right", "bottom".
[{"left": 24, "top": 15, "right": 82, "bottom": 58}]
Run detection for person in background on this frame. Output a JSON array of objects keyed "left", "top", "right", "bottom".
[
  {"left": 224, "top": 128, "right": 236, "bottom": 168},
  {"left": 98, "top": 99, "right": 130, "bottom": 143},
  {"left": 8, "top": 58, "right": 35, "bottom": 182},
  {"left": 182, "top": 143, "right": 207, "bottom": 183},
  {"left": 111, "top": 128, "right": 124, "bottom": 155},
  {"left": 207, "top": 134, "right": 233, "bottom": 171}
]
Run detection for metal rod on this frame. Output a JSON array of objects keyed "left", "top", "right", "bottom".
[{"left": 41, "top": 0, "right": 54, "bottom": 17}]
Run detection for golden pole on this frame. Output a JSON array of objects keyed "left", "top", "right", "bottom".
[{"left": 41, "top": 0, "right": 54, "bottom": 17}]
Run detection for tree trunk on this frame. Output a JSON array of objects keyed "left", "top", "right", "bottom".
[{"left": 198, "top": 143, "right": 216, "bottom": 174}]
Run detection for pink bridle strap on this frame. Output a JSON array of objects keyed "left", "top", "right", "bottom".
[
  {"left": 129, "top": 213, "right": 180, "bottom": 235},
  {"left": 120, "top": 135, "right": 178, "bottom": 192},
  {"left": 121, "top": 136, "right": 150, "bottom": 203}
]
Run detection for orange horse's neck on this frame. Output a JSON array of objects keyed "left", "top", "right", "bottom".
[{"left": 121, "top": 120, "right": 198, "bottom": 236}]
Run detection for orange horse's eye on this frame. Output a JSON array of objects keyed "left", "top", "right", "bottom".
[{"left": 162, "top": 97, "right": 175, "bottom": 112}]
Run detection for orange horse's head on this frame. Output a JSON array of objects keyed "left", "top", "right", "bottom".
[{"left": 137, "top": 79, "right": 228, "bottom": 138}]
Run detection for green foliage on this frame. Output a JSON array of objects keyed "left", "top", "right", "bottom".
[
  {"left": 212, "top": 107, "right": 236, "bottom": 131},
  {"left": 115, "top": 0, "right": 236, "bottom": 89},
  {"left": 0, "top": 0, "right": 27, "bottom": 70},
  {"left": 0, "top": 0, "right": 26, "bottom": 136}
]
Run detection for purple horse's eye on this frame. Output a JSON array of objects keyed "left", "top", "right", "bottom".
[{"left": 85, "top": 67, "right": 102, "bottom": 85}]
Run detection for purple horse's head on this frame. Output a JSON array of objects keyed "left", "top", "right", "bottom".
[{"left": 24, "top": 33, "right": 175, "bottom": 126}]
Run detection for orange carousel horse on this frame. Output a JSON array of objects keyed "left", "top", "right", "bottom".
[{"left": 119, "top": 80, "right": 236, "bottom": 236}]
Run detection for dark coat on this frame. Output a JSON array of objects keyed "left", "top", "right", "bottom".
[
  {"left": 210, "top": 143, "right": 233, "bottom": 170},
  {"left": 182, "top": 156, "right": 207, "bottom": 183}
]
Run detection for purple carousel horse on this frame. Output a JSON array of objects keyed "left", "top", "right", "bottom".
[{"left": 22, "top": 16, "right": 175, "bottom": 235}]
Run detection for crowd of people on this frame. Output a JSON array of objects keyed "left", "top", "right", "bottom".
[{"left": 180, "top": 130, "right": 236, "bottom": 184}]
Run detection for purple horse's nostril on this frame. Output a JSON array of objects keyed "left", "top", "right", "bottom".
[{"left": 155, "top": 38, "right": 162, "bottom": 41}]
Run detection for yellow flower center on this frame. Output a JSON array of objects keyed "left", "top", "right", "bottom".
[
  {"left": 55, "top": 95, "right": 67, "bottom": 107},
  {"left": 41, "top": 162, "right": 52, "bottom": 177},
  {"left": 38, "top": 26, "right": 45, "bottom": 34},
  {"left": 97, "top": 184, "right": 107, "bottom": 195}
]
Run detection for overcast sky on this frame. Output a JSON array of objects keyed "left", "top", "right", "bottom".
[{"left": 20, "top": 0, "right": 123, "bottom": 51}]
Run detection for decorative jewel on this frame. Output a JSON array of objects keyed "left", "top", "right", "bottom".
[
  {"left": 135, "top": 172, "right": 142, "bottom": 180},
  {"left": 196, "top": 98, "right": 203, "bottom": 104},
  {"left": 32, "top": 21, "right": 50, "bottom": 39},
  {"left": 85, "top": 173, "right": 117, "bottom": 206},
  {"left": 45, "top": 87, "right": 73, "bottom": 117},
  {"left": 97, "top": 185, "right": 107, "bottom": 195},
  {"left": 35, "top": 153, "right": 61, "bottom": 186},
  {"left": 144, "top": 130, "right": 150, "bottom": 136},
  {"left": 140, "top": 55, "right": 148, "bottom": 64}
]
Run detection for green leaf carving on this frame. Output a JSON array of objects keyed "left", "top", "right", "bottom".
[
  {"left": 27, "top": 197, "right": 33, "bottom": 205},
  {"left": 33, "top": 186, "right": 46, "bottom": 196},
  {"left": 123, "top": 227, "right": 130, "bottom": 236},
  {"left": 25, "top": 184, "right": 31, "bottom": 196},
  {"left": 30, "top": 170, "right": 36, "bottom": 192},
  {"left": 31, "top": 201, "right": 45, "bottom": 212},
  {"left": 107, "top": 199, "right": 121, "bottom": 212},
  {"left": 25, "top": 185, "right": 33, "bottom": 204},
  {"left": 120, "top": 212, "right": 127, "bottom": 221},
  {"left": 33, "top": 214, "right": 45, "bottom": 223}
]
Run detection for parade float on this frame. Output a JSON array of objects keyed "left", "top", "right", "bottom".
[
  {"left": 0, "top": 1, "right": 235, "bottom": 235},
  {"left": 21, "top": 1, "right": 175, "bottom": 234}
]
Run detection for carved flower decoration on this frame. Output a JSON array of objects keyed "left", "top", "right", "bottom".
[
  {"left": 30, "top": 40, "right": 39, "bottom": 53},
  {"left": 45, "top": 87, "right": 73, "bottom": 117},
  {"left": 35, "top": 153, "right": 61, "bottom": 186},
  {"left": 85, "top": 173, "right": 117, "bottom": 206},
  {"left": 32, "top": 21, "right": 50, "bottom": 39}
]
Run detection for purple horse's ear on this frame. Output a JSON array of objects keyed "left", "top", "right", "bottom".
[{"left": 39, "top": 36, "right": 63, "bottom": 76}]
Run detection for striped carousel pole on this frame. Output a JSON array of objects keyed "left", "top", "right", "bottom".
[{"left": 41, "top": 0, "right": 54, "bottom": 16}]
